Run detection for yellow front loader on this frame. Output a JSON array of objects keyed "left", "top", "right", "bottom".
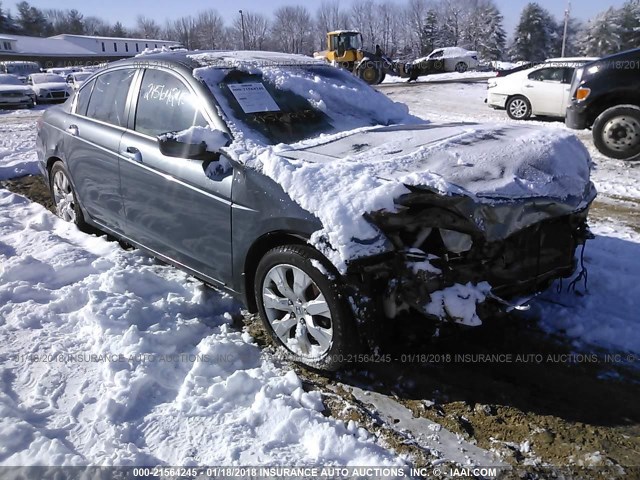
[{"left": 314, "top": 30, "right": 393, "bottom": 85}]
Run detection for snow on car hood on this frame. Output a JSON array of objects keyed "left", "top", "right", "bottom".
[
  {"left": 281, "top": 123, "right": 593, "bottom": 202},
  {"left": 226, "top": 122, "right": 595, "bottom": 272},
  {"left": 32, "top": 82, "right": 68, "bottom": 91},
  {"left": 0, "top": 84, "right": 32, "bottom": 93}
]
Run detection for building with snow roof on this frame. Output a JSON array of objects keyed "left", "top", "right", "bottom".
[{"left": 0, "top": 33, "right": 181, "bottom": 69}]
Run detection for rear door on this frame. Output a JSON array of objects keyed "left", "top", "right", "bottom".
[
  {"left": 118, "top": 67, "right": 233, "bottom": 285},
  {"left": 64, "top": 68, "right": 136, "bottom": 233},
  {"left": 523, "top": 67, "right": 565, "bottom": 116}
]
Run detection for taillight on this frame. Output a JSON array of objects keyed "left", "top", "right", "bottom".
[{"left": 575, "top": 87, "right": 591, "bottom": 101}]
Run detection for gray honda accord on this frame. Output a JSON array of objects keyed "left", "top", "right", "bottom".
[{"left": 36, "top": 50, "right": 596, "bottom": 370}]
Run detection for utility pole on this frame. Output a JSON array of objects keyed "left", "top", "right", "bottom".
[
  {"left": 561, "top": 0, "right": 572, "bottom": 57},
  {"left": 239, "top": 10, "right": 247, "bottom": 50}
]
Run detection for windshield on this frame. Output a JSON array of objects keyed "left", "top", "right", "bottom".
[
  {"left": 198, "top": 64, "right": 413, "bottom": 145},
  {"left": 340, "top": 33, "right": 362, "bottom": 50},
  {"left": 0, "top": 74, "right": 24, "bottom": 85},
  {"left": 4, "top": 63, "right": 40, "bottom": 75},
  {"left": 31, "top": 74, "right": 65, "bottom": 84},
  {"left": 71, "top": 73, "right": 92, "bottom": 82}
]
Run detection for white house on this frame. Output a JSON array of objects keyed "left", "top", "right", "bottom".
[{"left": 0, "top": 33, "right": 182, "bottom": 68}]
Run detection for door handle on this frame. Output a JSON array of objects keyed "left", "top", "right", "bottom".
[
  {"left": 66, "top": 124, "right": 78, "bottom": 136},
  {"left": 524, "top": 84, "right": 534, "bottom": 88},
  {"left": 122, "top": 146, "right": 142, "bottom": 163}
]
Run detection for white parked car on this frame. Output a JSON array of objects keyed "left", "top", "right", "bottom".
[
  {"left": 0, "top": 74, "right": 35, "bottom": 108},
  {"left": 412, "top": 47, "right": 479, "bottom": 74},
  {"left": 486, "top": 57, "right": 598, "bottom": 120},
  {"left": 27, "top": 73, "right": 72, "bottom": 103},
  {"left": 66, "top": 72, "right": 93, "bottom": 90}
]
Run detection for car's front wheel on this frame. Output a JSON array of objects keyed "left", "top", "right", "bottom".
[
  {"left": 254, "top": 245, "right": 358, "bottom": 371},
  {"left": 50, "top": 161, "right": 89, "bottom": 230},
  {"left": 506, "top": 95, "right": 532, "bottom": 120},
  {"left": 592, "top": 105, "right": 640, "bottom": 161},
  {"left": 455, "top": 61, "right": 468, "bottom": 73}
]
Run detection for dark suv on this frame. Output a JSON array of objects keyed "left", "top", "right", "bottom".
[
  {"left": 566, "top": 48, "right": 640, "bottom": 160},
  {"left": 36, "top": 51, "right": 596, "bottom": 370}
]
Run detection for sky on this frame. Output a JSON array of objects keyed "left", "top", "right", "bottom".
[{"left": 6, "top": 0, "right": 630, "bottom": 38}]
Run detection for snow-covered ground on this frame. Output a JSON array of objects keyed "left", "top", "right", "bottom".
[
  {"left": 0, "top": 188, "right": 406, "bottom": 466},
  {"left": 1, "top": 78, "right": 639, "bottom": 468}
]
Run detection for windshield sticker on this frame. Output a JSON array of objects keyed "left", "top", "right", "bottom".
[{"left": 227, "top": 82, "right": 280, "bottom": 113}]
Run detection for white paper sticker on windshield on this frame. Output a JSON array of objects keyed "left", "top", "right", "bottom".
[{"left": 227, "top": 82, "right": 280, "bottom": 113}]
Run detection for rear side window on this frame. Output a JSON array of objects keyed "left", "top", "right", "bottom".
[
  {"left": 528, "top": 68, "right": 563, "bottom": 83},
  {"left": 75, "top": 79, "right": 95, "bottom": 116},
  {"left": 134, "top": 69, "right": 208, "bottom": 137},
  {"left": 86, "top": 69, "right": 135, "bottom": 127}
]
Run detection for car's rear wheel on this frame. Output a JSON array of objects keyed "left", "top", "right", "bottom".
[
  {"left": 254, "top": 245, "right": 358, "bottom": 371},
  {"left": 455, "top": 61, "right": 468, "bottom": 73},
  {"left": 506, "top": 95, "right": 532, "bottom": 120},
  {"left": 593, "top": 105, "right": 640, "bottom": 161},
  {"left": 50, "top": 161, "right": 89, "bottom": 230}
]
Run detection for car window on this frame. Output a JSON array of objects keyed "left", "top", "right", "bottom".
[
  {"left": 562, "top": 67, "right": 576, "bottom": 84},
  {"left": 528, "top": 68, "right": 564, "bottom": 83},
  {"left": 85, "top": 69, "right": 135, "bottom": 127},
  {"left": 430, "top": 50, "right": 444, "bottom": 59},
  {"left": 134, "top": 69, "right": 208, "bottom": 137},
  {"left": 75, "top": 79, "right": 96, "bottom": 117}
]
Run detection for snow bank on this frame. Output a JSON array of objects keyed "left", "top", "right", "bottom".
[
  {"left": 0, "top": 189, "right": 405, "bottom": 466},
  {"left": 533, "top": 221, "right": 640, "bottom": 355},
  {"left": 0, "top": 121, "right": 39, "bottom": 180}
]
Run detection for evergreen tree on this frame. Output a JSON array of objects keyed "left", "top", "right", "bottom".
[
  {"left": 15, "top": 1, "right": 51, "bottom": 36},
  {"left": 553, "top": 16, "right": 582, "bottom": 57},
  {"left": 110, "top": 21, "right": 127, "bottom": 38},
  {"left": 580, "top": 7, "right": 623, "bottom": 57},
  {"left": 476, "top": 2, "right": 506, "bottom": 60},
  {"left": 67, "top": 9, "right": 85, "bottom": 35},
  {"left": 420, "top": 9, "right": 439, "bottom": 54},
  {"left": 619, "top": 0, "right": 640, "bottom": 50},
  {"left": 510, "top": 2, "right": 558, "bottom": 61}
]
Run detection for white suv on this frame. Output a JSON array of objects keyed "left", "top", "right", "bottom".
[{"left": 487, "top": 58, "right": 598, "bottom": 120}]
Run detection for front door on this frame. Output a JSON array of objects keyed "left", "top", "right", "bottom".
[
  {"left": 118, "top": 68, "right": 233, "bottom": 285},
  {"left": 524, "top": 67, "right": 565, "bottom": 116}
]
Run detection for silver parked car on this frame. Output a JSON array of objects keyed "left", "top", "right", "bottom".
[
  {"left": 36, "top": 51, "right": 596, "bottom": 370},
  {"left": 0, "top": 74, "right": 35, "bottom": 108}
]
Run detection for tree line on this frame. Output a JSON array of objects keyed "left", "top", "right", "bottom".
[{"left": 0, "top": 0, "right": 639, "bottom": 61}]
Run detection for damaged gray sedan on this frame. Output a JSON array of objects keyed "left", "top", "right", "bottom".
[{"left": 36, "top": 51, "right": 596, "bottom": 370}]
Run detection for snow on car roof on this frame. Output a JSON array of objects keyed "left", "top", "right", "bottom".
[{"left": 188, "top": 50, "right": 323, "bottom": 68}]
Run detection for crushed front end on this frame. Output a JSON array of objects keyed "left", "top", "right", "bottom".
[{"left": 344, "top": 184, "right": 596, "bottom": 337}]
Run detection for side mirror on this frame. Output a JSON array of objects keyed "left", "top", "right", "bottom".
[{"left": 158, "top": 133, "right": 221, "bottom": 161}]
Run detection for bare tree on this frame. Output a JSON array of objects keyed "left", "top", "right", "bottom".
[
  {"left": 271, "top": 6, "right": 314, "bottom": 54},
  {"left": 315, "top": 1, "right": 350, "bottom": 50},
  {"left": 136, "top": 15, "right": 161, "bottom": 39},
  {"left": 195, "top": 9, "right": 226, "bottom": 49},
  {"left": 166, "top": 16, "right": 198, "bottom": 49},
  {"left": 84, "top": 16, "right": 111, "bottom": 36},
  {"left": 230, "top": 11, "right": 270, "bottom": 50},
  {"left": 351, "top": 0, "right": 381, "bottom": 50}
]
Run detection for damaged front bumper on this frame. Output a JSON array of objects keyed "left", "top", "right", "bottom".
[{"left": 343, "top": 187, "right": 595, "bottom": 340}]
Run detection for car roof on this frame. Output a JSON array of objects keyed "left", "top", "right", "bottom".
[
  {"left": 545, "top": 57, "right": 599, "bottom": 63},
  {"left": 110, "top": 50, "right": 323, "bottom": 71}
]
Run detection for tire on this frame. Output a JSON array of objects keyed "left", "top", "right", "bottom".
[
  {"left": 506, "top": 95, "right": 532, "bottom": 120},
  {"left": 357, "top": 63, "right": 383, "bottom": 85},
  {"left": 455, "top": 61, "right": 468, "bottom": 73},
  {"left": 592, "top": 105, "right": 640, "bottom": 161},
  {"left": 49, "top": 161, "right": 90, "bottom": 231},
  {"left": 254, "top": 244, "right": 358, "bottom": 371}
]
